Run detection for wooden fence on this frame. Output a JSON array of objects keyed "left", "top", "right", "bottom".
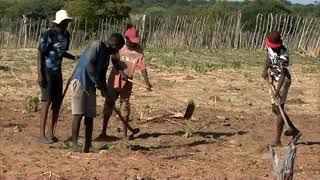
[{"left": 0, "top": 12, "right": 319, "bottom": 56}]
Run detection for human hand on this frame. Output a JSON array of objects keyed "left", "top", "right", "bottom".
[
  {"left": 273, "top": 90, "right": 280, "bottom": 100},
  {"left": 100, "top": 89, "right": 107, "bottom": 97},
  {"left": 95, "top": 81, "right": 104, "bottom": 90},
  {"left": 261, "top": 71, "right": 268, "bottom": 80},
  {"left": 74, "top": 55, "right": 80, "bottom": 61},
  {"left": 120, "top": 71, "right": 128, "bottom": 81},
  {"left": 37, "top": 75, "right": 47, "bottom": 88}
]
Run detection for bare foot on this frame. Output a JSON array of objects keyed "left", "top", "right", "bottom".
[
  {"left": 83, "top": 147, "right": 90, "bottom": 153},
  {"left": 70, "top": 142, "right": 82, "bottom": 152},
  {"left": 284, "top": 129, "right": 300, "bottom": 137},
  {"left": 38, "top": 136, "right": 53, "bottom": 144},
  {"left": 48, "top": 136, "right": 59, "bottom": 143}
]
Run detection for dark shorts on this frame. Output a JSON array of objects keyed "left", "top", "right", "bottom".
[{"left": 41, "top": 70, "right": 63, "bottom": 107}]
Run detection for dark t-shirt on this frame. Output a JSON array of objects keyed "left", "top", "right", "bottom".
[
  {"left": 267, "top": 46, "right": 291, "bottom": 82},
  {"left": 38, "top": 27, "right": 70, "bottom": 72},
  {"left": 72, "top": 41, "right": 110, "bottom": 91}
]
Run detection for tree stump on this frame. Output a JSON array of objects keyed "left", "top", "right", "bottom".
[{"left": 269, "top": 133, "right": 302, "bottom": 180}]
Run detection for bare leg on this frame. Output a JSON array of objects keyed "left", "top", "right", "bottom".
[
  {"left": 48, "top": 103, "right": 61, "bottom": 142},
  {"left": 96, "top": 90, "right": 118, "bottom": 140},
  {"left": 120, "top": 100, "right": 130, "bottom": 138},
  {"left": 38, "top": 101, "right": 53, "bottom": 144},
  {"left": 83, "top": 117, "right": 93, "bottom": 153},
  {"left": 280, "top": 104, "right": 300, "bottom": 137},
  {"left": 71, "top": 114, "right": 83, "bottom": 148},
  {"left": 272, "top": 104, "right": 283, "bottom": 146},
  {"left": 120, "top": 85, "right": 132, "bottom": 138}
]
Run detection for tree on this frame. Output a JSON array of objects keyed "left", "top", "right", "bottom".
[
  {"left": 241, "top": 0, "right": 292, "bottom": 31},
  {"left": 64, "top": 0, "right": 131, "bottom": 30},
  {"left": 5, "top": 0, "right": 64, "bottom": 19},
  {"left": 0, "top": 0, "right": 9, "bottom": 16}
]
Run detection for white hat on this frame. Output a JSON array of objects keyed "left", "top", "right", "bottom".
[{"left": 52, "top": 10, "right": 72, "bottom": 24}]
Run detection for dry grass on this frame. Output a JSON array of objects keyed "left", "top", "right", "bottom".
[
  {"left": 0, "top": 47, "right": 319, "bottom": 179},
  {"left": 0, "top": 48, "right": 319, "bottom": 114}
]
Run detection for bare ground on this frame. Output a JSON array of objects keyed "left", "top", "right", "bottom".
[{"left": 0, "top": 48, "right": 319, "bottom": 180}]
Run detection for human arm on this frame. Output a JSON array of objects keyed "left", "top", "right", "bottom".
[
  {"left": 63, "top": 32, "right": 79, "bottom": 61},
  {"left": 86, "top": 42, "right": 107, "bottom": 91},
  {"left": 261, "top": 57, "right": 269, "bottom": 80},
  {"left": 274, "top": 53, "right": 289, "bottom": 99},
  {"left": 63, "top": 52, "right": 80, "bottom": 61},
  {"left": 37, "top": 51, "right": 46, "bottom": 87},
  {"left": 274, "top": 67, "right": 285, "bottom": 99},
  {"left": 111, "top": 54, "right": 128, "bottom": 81},
  {"left": 37, "top": 29, "right": 50, "bottom": 87}
]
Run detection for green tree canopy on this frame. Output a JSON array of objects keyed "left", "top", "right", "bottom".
[
  {"left": 64, "top": 0, "right": 131, "bottom": 29},
  {"left": 5, "top": 0, "right": 64, "bottom": 19}
]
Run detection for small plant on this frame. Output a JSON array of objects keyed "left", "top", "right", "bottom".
[
  {"left": 301, "top": 66, "right": 319, "bottom": 74},
  {"left": 230, "top": 60, "right": 242, "bottom": 69},
  {"left": 148, "top": 145, "right": 157, "bottom": 152},
  {"left": 183, "top": 128, "right": 195, "bottom": 138},
  {"left": 62, "top": 140, "right": 73, "bottom": 149},
  {"left": 99, "top": 144, "right": 115, "bottom": 151},
  {"left": 49, "top": 140, "right": 74, "bottom": 149},
  {"left": 216, "top": 136, "right": 226, "bottom": 143},
  {"left": 25, "top": 96, "right": 39, "bottom": 113}
]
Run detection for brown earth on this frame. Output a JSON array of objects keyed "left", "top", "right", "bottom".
[{"left": 0, "top": 49, "right": 319, "bottom": 180}]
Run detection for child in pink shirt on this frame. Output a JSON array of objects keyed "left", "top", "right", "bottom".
[{"left": 97, "top": 27, "right": 152, "bottom": 139}]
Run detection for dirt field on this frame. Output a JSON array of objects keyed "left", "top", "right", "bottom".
[{"left": 0, "top": 48, "right": 319, "bottom": 179}]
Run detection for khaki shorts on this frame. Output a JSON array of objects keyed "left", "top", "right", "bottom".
[
  {"left": 270, "top": 80, "right": 291, "bottom": 105},
  {"left": 71, "top": 79, "right": 96, "bottom": 117}
]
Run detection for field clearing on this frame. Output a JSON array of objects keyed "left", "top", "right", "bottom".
[{"left": 0, "top": 48, "right": 319, "bottom": 179}]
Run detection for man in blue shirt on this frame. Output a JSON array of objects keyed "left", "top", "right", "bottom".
[
  {"left": 70, "top": 33, "right": 125, "bottom": 153},
  {"left": 37, "top": 10, "right": 78, "bottom": 144}
]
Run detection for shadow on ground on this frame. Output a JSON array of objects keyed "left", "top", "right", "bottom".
[
  {"left": 135, "top": 130, "right": 247, "bottom": 139},
  {"left": 126, "top": 130, "right": 248, "bottom": 152}
]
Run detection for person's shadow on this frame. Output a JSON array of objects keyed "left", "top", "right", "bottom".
[
  {"left": 126, "top": 130, "right": 248, "bottom": 151},
  {"left": 134, "top": 130, "right": 247, "bottom": 140},
  {"left": 94, "top": 135, "right": 121, "bottom": 142},
  {"left": 0, "top": 65, "right": 10, "bottom": 71},
  {"left": 298, "top": 141, "right": 320, "bottom": 146}
]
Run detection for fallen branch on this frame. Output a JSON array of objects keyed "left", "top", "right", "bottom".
[
  {"left": 40, "top": 171, "right": 60, "bottom": 179},
  {"left": 69, "top": 156, "right": 98, "bottom": 160},
  {"left": 269, "top": 133, "right": 302, "bottom": 180},
  {"left": 146, "top": 114, "right": 169, "bottom": 121},
  {"left": 10, "top": 69, "right": 27, "bottom": 87},
  {"left": 163, "top": 118, "right": 183, "bottom": 126}
]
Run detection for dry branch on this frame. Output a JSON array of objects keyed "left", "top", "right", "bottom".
[
  {"left": 10, "top": 69, "right": 27, "bottom": 87},
  {"left": 269, "top": 133, "right": 302, "bottom": 180}
]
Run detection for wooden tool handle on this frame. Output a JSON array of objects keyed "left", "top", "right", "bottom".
[
  {"left": 128, "top": 79, "right": 149, "bottom": 89},
  {"left": 266, "top": 79, "right": 291, "bottom": 129}
]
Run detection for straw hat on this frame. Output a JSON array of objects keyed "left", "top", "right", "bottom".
[{"left": 52, "top": 10, "right": 72, "bottom": 24}]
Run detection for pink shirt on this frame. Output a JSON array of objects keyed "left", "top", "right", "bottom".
[{"left": 108, "top": 45, "right": 145, "bottom": 91}]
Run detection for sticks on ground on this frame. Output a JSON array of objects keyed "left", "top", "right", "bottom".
[
  {"left": 10, "top": 69, "right": 27, "bottom": 87},
  {"left": 40, "top": 171, "right": 60, "bottom": 179}
]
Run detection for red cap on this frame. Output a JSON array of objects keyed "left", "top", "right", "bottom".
[
  {"left": 125, "top": 27, "right": 139, "bottom": 44},
  {"left": 265, "top": 31, "right": 283, "bottom": 48},
  {"left": 265, "top": 38, "right": 283, "bottom": 48}
]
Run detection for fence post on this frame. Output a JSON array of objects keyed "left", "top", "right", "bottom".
[{"left": 234, "top": 10, "right": 242, "bottom": 49}]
